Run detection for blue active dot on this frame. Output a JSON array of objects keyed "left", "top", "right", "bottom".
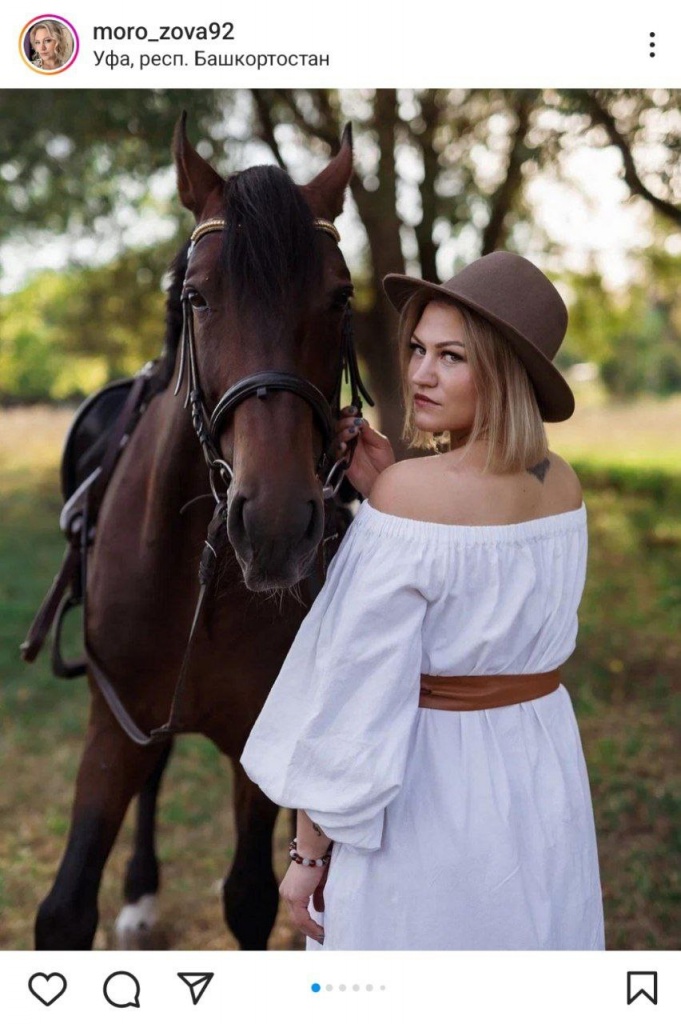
[{"left": 311, "top": 983, "right": 321, "bottom": 993}]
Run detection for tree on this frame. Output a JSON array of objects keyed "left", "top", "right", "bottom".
[{"left": 2, "top": 90, "right": 680, "bottom": 421}]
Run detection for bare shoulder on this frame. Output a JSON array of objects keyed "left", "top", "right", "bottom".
[
  {"left": 369, "top": 451, "right": 584, "bottom": 526},
  {"left": 545, "top": 451, "right": 583, "bottom": 508},
  {"left": 368, "top": 458, "right": 440, "bottom": 518}
]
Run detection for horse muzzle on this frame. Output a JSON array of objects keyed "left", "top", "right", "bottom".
[{"left": 227, "top": 490, "right": 324, "bottom": 591}]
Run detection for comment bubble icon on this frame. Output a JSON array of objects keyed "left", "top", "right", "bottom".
[{"left": 103, "top": 971, "right": 141, "bottom": 1009}]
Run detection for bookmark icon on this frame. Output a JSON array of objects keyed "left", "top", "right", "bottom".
[{"left": 626, "top": 971, "right": 658, "bottom": 1005}]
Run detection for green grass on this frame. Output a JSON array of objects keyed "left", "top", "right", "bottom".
[
  {"left": 1, "top": 401, "right": 680, "bottom": 950},
  {"left": 547, "top": 392, "right": 681, "bottom": 472}
]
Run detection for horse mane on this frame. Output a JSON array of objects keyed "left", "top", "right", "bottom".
[
  {"left": 156, "top": 164, "right": 318, "bottom": 383},
  {"left": 220, "top": 165, "right": 318, "bottom": 313},
  {"left": 157, "top": 241, "right": 189, "bottom": 385}
]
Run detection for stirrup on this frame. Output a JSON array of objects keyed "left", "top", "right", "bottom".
[{"left": 51, "top": 594, "right": 87, "bottom": 679}]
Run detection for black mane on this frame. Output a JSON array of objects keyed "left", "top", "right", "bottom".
[
  {"left": 157, "top": 241, "right": 189, "bottom": 385},
  {"left": 220, "top": 165, "right": 318, "bottom": 313},
  {"left": 158, "top": 164, "right": 318, "bottom": 382}
]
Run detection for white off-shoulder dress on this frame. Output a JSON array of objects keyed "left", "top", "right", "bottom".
[{"left": 240, "top": 500, "right": 604, "bottom": 950}]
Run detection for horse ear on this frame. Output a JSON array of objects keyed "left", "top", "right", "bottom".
[
  {"left": 173, "top": 111, "right": 224, "bottom": 218},
  {"left": 301, "top": 123, "right": 353, "bottom": 221}
]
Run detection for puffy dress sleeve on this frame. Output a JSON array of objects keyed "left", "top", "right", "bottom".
[{"left": 240, "top": 502, "right": 434, "bottom": 852}]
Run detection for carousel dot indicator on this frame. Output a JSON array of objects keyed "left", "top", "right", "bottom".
[
  {"left": 325, "top": 984, "right": 333, "bottom": 991},
  {"left": 339, "top": 984, "right": 347, "bottom": 991},
  {"left": 311, "top": 983, "right": 321, "bottom": 993}
]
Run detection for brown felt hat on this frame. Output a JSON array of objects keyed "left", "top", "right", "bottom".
[{"left": 383, "top": 251, "right": 574, "bottom": 422}]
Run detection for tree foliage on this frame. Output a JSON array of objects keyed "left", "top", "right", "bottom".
[{"left": 2, "top": 89, "right": 680, "bottom": 417}]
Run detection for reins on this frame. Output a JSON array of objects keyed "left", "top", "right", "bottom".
[
  {"left": 174, "top": 216, "right": 372, "bottom": 505},
  {"left": 84, "top": 214, "right": 374, "bottom": 746}
]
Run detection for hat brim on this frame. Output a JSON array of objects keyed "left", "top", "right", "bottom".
[{"left": 383, "top": 273, "right": 575, "bottom": 423}]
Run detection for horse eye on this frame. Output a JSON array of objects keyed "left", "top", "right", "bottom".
[
  {"left": 187, "top": 290, "right": 208, "bottom": 310},
  {"left": 330, "top": 287, "right": 353, "bottom": 311}
]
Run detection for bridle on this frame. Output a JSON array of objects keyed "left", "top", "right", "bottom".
[
  {"left": 174, "top": 216, "right": 374, "bottom": 505},
  {"left": 79, "top": 214, "right": 373, "bottom": 746}
]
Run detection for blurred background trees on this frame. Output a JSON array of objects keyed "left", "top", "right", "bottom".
[
  {"left": 2, "top": 90, "right": 679, "bottom": 951},
  {"left": 1, "top": 89, "right": 680, "bottom": 443}
]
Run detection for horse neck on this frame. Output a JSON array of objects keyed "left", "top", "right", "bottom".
[{"left": 136, "top": 384, "right": 216, "bottom": 550}]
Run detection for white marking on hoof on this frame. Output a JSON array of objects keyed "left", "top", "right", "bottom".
[{"left": 114, "top": 895, "right": 159, "bottom": 950}]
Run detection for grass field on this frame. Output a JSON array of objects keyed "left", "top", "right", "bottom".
[{"left": 1, "top": 397, "right": 679, "bottom": 950}]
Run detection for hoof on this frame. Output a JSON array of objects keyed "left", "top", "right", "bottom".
[{"left": 114, "top": 895, "right": 160, "bottom": 950}]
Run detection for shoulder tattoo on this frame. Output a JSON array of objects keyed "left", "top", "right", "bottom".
[{"left": 527, "top": 457, "right": 550, "bottom": 483}]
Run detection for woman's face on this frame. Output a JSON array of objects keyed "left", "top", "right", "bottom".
[
  {"left": 407, "top": 301, "right": 478, "bottom": 435},
  {"left": 33, "top": 28, "right": 58, "bottom": 65}
]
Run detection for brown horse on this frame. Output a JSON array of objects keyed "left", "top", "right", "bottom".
[{"left": 34, "top": 116, "right": 361, "bottom": 950}]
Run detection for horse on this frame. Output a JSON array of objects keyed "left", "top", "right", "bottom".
[{"left": 33, "top": 114, "right": 367, "bottom": 950}]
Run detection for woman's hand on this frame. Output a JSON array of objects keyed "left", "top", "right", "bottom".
[
  {"left": 279, "top": 862, "right": 326, "bottom": 944},
  {"left": 334, "top": 406, "right": 395, "bottom": 497}
]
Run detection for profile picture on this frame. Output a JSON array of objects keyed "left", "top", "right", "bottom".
[{"left": 20, "top": 15, "right": 78, "bottom": 74}]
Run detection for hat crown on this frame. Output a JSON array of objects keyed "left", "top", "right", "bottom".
[{"left": 438, "top": 252, "right": 567, "bottom": 359}]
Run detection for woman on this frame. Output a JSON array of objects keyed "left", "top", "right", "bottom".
[
  {"left": 30, "top": 21, "right": 73, "bottom": 71},
  {"left": 240, "top": 251, "right": 604, "bottom": 950}
]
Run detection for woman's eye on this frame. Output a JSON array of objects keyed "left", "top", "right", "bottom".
[
  {"left": 408, "top": 342, "right": 424, "bottom": 355},
  {"left": 442, "top": 351, "right": 462, "bottom": 362}
]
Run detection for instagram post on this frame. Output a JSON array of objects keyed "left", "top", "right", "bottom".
[{"left": 0, "top": 4, "right": 679, "bottom": 1021}]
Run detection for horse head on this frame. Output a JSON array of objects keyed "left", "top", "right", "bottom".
[{"left": 172, "top": 114, "right": 363, "bottom": 592}]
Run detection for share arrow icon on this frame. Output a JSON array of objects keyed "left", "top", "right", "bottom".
[{"left": 178, "top": 972, "right": 215, "bottom": 1006}]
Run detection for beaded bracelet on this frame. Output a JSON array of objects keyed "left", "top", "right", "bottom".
[{"left": 289, "top": 837, "right": 333, "bottom": 867}]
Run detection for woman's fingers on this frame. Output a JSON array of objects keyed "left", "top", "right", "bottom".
[
  {"left": 334, "top": 413, "right": 366, "bottom": 453},
  {"left": 286, "top": 899, "right": 325, "bottom": 944}
]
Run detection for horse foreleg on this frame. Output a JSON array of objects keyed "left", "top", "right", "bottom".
[
  {"left": 115, "top": 740, "right": 173, "bottom": 949},
  {"left": 223, "top": 761, "right": 279, "bottom": 950},
  {"left": 35, "top": 707, "right": 163, "bottom": 950}
]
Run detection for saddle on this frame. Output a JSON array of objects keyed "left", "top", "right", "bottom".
[
  {"left": 21, "top": 363, "right": 166, "bottom": 678},
  {"left": 61, "top": 377, "right": 142, "bottom": 502},
  {"left": 21, "top": 361, "right": 356, "bottom": 682}
]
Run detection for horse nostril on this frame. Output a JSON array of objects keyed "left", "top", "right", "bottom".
[{"left": 227, "top": 492, "right": 250, "bottom": 550}]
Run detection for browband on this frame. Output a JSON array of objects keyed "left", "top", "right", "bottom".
[{"left": 188, "top": 216, "right": 340, "bottom": 250}]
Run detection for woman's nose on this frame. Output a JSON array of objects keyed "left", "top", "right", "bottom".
[{"left": 412, "top": 359, "right": 437, "bottom": 385}]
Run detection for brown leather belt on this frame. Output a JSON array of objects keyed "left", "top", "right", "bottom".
[{"left": 419, "top": 669, "right": 562, "bottom": 711}]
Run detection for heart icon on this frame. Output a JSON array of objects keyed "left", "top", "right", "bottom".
[{"left": 28, "top": 973, "right": 68, "bottom": 1006}]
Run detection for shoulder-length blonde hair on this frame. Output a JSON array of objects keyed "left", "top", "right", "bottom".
[
  {"left": 398, "top": 289, "right": 548, "bottom": 474},
  {"left": 30, "top": 21, "right": 73, "bottom": 66}
]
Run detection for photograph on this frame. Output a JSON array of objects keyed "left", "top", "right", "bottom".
[
  {"left": 1, "top": 88, "right": 679, "bottom": 952},
  {"left": 21, "top": 17, "right": 76, "bottom": 73}
]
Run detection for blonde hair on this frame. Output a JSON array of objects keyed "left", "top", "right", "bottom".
[
  {"left": 30, "top": 21, "right": 73, "bottom": 66},
  {"left": 398, "top": 290, "right": 548, "bottom": 474}
]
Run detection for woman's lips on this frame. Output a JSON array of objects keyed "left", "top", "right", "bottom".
[{"left": 414, "top": 394, "right": 438, "bottom": 405}]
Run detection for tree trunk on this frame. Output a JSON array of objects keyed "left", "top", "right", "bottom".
[{"left": 349, "top": 90, "right": 410, "bottom": 454}]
